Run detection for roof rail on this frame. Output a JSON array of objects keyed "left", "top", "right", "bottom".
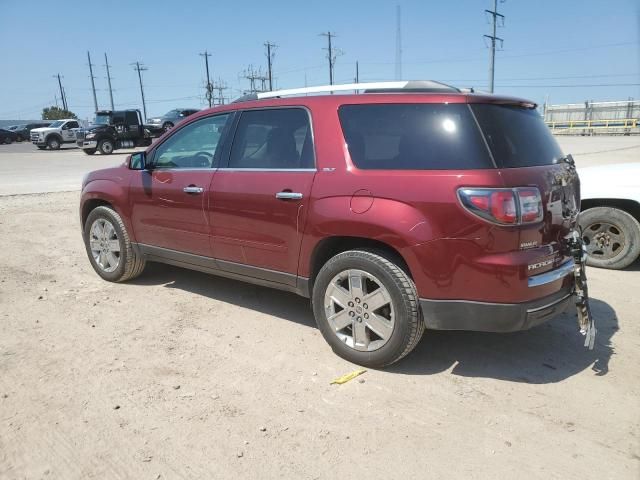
[{"left": 232, "top": 80, "right": 460, "bottom": 103}]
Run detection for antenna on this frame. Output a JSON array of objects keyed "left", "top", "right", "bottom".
[{"left": 395, "top": 5, "right": 402, "bottom": 80}]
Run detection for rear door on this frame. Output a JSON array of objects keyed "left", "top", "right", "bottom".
[
  {"left": 209, "top": 107, "right": 315, "bottom": 282},
  {"left": 129, "top": 113, "right": 232, "bottom": 257},
  {"left": 471, "top": 103, "right": 580, "bottom": 270}
]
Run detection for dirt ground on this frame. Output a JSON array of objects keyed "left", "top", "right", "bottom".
[{"left": 0, "top": 191, "right": 638, "bottom": 479}]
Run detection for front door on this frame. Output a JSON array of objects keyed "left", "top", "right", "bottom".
[
  {"left": 209, "top": 108, "right": 315, "bottom": 280},
  {"left": 61, "top": 120, "right": 79, "bottom": 142},
  {"left": 129, "top": 113, "right": 232, "bottom": 257}
]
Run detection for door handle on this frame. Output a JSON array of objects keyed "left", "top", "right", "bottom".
[
  {"left": 276, "top": 191, "right": 303, "bottom": 200},
  {"left": 183, "top": 186, "right": 204, "bottom": 194}
]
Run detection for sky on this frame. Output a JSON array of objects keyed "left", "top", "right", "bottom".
[{"left": 0, "top": 0, "right": 638, "bottom": 121}]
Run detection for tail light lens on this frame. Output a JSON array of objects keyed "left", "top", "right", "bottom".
[{"left": 458, "top": 187, "right": 543, "bottom": 226}]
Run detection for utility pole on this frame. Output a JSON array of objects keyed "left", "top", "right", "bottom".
[
  {"left": 132, "top": 62, "right": 148, "bottom": 121},
  {"left": 395, "top": 5, "right": 402, "bottom": 80},
  {"left": 355, "top": 61, "right": 359, "bottom": 83},
  {"left": 54, "top": 74, "right": 67, "bottom": 110},
  {"left": 213, "top": 79, "right": 229, "bottom": 106},
  {"left": 484, "top": 0, "right": 504, "bottom": 93},
  {"left": 242, "top": 65, "right": 267, "bottom": 94},
  {"left": 199, "top": 50, "right": 213, "bottom": 107},
  {"left": 104, "top": 53, "right": 115, "bottom": 110},
  {"left": 87, "top": 51, "right": 98, "bottom": 112},
  {"left": 264, "top": 41, "right": 277, "bottom": 91},
  {"left": 320, "top": 31, "right": 342, "bottom": 85}
]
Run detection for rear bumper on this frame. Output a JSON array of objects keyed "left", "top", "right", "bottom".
[{"left": 420, "top": 287, "right": 574, "bottom": 332}]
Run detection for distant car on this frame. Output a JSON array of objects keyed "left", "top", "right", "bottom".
[
  {"left": 145, "top": 108, "right": 199, "bottom": 134},
  {"left": 578, "top": 162, "right": 640, "bottom": 269},
  {"left": 30, "top": 119, "right": 82, "bottom": 150},
  {"left": 12, "top": 122, "right": 51, "bottom": 142},
  {"left": 0, "top": 128, "right": 18, "bottom": 144}
]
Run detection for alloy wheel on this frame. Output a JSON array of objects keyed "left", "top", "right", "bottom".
[
  {"left": 89, "top": 218, "right": 121, "bottom": 273},
  {"left": 324, "top": 269, "right": 395, "bottom": 351}
]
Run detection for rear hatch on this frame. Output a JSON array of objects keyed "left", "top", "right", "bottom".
[{"left": 470, "top": 102, "right": 580, "bottom": 275}]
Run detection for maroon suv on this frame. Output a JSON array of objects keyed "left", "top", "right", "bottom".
[{"left": 80, "top": 81, "right": 583, "bottom": 367}]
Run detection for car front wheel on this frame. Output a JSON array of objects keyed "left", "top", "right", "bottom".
[
  {"left": 46, "top": 136, "right": 60, "bottom": 150},
  {"left": 312, "top": 250, "right": 424, "bottom": 368},
  {"left": 83, "top": 206, "right": 146, "bottom": 282},
  {"left": 579, "top": 206, "right": 640, "bottom": 270},
  {"left": 98, "top": 139, "right": 114, "bottom": 155}
]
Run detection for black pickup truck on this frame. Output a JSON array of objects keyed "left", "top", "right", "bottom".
[{"left": 77, "top": 110, "right": 152, "bottom": 155}]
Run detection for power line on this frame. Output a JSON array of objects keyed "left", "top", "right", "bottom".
[
  {"left": 87, "top": 51, "right": 99, "bottom": 112},
  {"left": 199, "top": 50, "right": 213, "bottom": 107},
  {"left": 132, "top": 61, "right": 148, "bottom": 121},
  {"left": 104, "top": 53, "right": 115, "bottom": 110},
  {"left": 241, "top": 65, "right": 268, "bottom": 94},
  {"left": 264, "top": 41, "right": 277, "bottom": 91},
  {"left": 484, "top": 0, "right": 505, "bottom": 93}
]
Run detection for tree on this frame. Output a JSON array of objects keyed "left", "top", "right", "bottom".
[{"left": 42, "top": 106, "right": 77, "bottom": 120}]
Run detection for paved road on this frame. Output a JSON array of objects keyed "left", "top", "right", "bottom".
[
  {"left": 0, "top": 143, "right": 141, "bottom": 196},
  {"left": 0, "top": 136, "right": 638, "bottom": 196}
]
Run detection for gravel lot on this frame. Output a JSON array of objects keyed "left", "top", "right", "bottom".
[{"left": 0, "top": 140, "right": 638, "bottom": 479}]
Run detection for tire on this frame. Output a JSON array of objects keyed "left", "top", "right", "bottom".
[
  {"left": 83, "top": 206, "right": 146, "bottom": 282},
  {"left": 312, "top": 250, "right": 424, "bottom": 368},
  {"left": 37, "top": 146, "right": 47, "bottom": 150},
  {"left": 46, "top": 136, "right": 61, "bottom": 150},
  {"left": 83, "top": 149, "right": 97, "bottom": 155},
  {"left": 98, "top": 139, "right": 114, "bottom": 155},
  {"left": 162, "top": 122, "right": 174, "bottom": 131},
  {"left": 579, "top": 206, "right": 640, "bottom": 270},
  {"left": 4, "top": 136, "right": 13, "bottom": 144},
  {"left": 16, "top": 135, "right": 24, "bottom": 142}
]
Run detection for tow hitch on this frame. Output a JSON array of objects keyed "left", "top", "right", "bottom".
[{"left": 567, "top": 230, "right": 596, "bottom": 349}]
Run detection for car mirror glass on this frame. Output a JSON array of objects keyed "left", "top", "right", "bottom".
[{"left": 129, "top": 152, "right": 146, "bottom": 170}]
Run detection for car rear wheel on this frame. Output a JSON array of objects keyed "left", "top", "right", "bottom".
[
  {"left": 579, "top": 207, "right": 640, "bottom": 270},
  {"left": 98, "top": 139, "right": 114, "bottom": 155},
  {"left": 162, "top": 122, "right": 174, "bottom": 131},
  {"left": 83, "top": 206, "right": 146, "bottom": 282},
  {"left": 46, "top": 136, "right": 61, "bottom": 150},
  {"left": 312, "top": 250, "right": 424, "bottom": 368},
  {"left": 4, "top": 136, "right": 13, "bottom": 144}
]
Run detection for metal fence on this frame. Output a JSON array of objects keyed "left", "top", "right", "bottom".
[{"left": 544, "top": 99, "right": 639, "bottom": 135}]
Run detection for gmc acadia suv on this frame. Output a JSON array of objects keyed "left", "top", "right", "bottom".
[{"left": 80, "top": 81, "right": 583, "bottom": 367}]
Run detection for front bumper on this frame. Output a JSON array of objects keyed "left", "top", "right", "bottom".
[
  {"left": 420, "top": 287, "right": 574, "bottom": 332},
  {"left": 77, "top": 140, "right": 98, "bottom": 149}
]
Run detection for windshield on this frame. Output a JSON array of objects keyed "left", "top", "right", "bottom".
[
  {"left": 93, "top": 113, "right": 111, "bottom": 125},
  {"left": 164, "top": 109, "right": 180, "bottom": 116},
  {"left": 471, "top": 104, "right": 563, "bottom": 168},
  {"left": 48, "top": 120, "right": 64, "bottom": 128}
]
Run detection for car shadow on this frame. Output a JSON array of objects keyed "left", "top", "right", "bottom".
[{"left": 131, "top": 263, "right": 617, "bottom": 383}]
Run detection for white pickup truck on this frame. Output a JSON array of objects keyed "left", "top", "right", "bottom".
[
  {"left": 30, "top": 119, "right": 82, "bottom": 150},
  {"left": 579, "top": 162, "right": 640, "bottom": 269}
]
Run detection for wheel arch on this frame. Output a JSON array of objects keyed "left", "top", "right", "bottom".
[
  {"left": 581, "top": 198, "right": 640, "bottom": 224},
  {"left": 45, "top": 132, "right": 63, "bottom": 143},
  {"left": 308, "top": 236, "right": 412, "bottom": 289}
]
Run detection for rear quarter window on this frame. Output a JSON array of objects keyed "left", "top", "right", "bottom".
[
  {"left": 338, "top": 104, "right": 493, "bottom": 170},
  {"left": 471, "top": 104, "right": 563, "bottom": 168}
]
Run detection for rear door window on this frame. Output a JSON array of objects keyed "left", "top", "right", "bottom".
[
  {"left": 228, "top": 108, "right": 314, "bottom": 169},
  {"left": 338, "top": 104, "right": 492, "bottom": 170},
  {"left": 470, "top": 104, "right": 563, "bottom": 168}
]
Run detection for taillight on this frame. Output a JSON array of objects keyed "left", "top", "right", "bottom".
[{"left": 458, "top": 187, "right": 543, "bottom": 226}]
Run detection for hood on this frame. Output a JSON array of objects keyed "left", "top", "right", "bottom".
[
  {"left": 85, "top": 124, "right": 112, "bottom": 133},
  {"left": 30, "top": 127, "right": 56, "bottom": 133}
]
